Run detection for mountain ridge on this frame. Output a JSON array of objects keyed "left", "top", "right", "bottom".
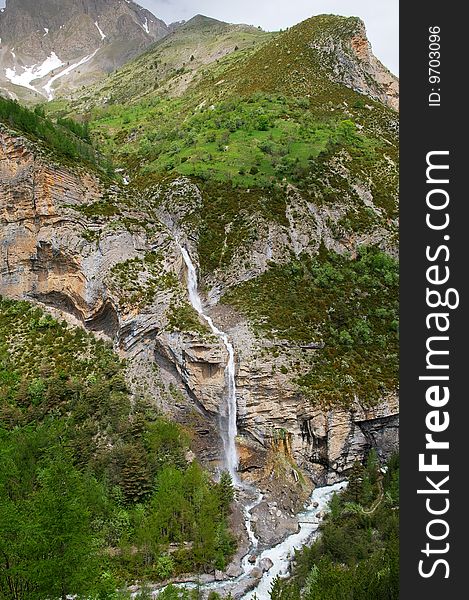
[
  {"left": 58, "top": 13, "right": 397, "bottom": 118},
  {"left": 0, "top": 0, "right": 169, "bottom": 101}
]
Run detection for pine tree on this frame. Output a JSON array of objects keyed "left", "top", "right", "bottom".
[
  {"left": 366, "top": 448, "right": 380, "bottom": 485},
  {"left": 217, "top": 471, "right": 234, "bottom": 515},
  {"left": 346, "top": 460, "right": 365, "bottom": 503},
  {"left": 31, "top": 451, "right": 102, "bottom": 600},
  {"left": 119, "top": 443, "right": 153, "bottom": 503}
]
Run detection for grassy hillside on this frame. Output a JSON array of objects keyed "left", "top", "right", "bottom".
[
  {"left": 87, "top": 94, "right": 394, "bottom": 194},
  {"left": 56, "top": 14, "right": 397, "bottom": 190},
  {"left": 50, "top": 15, "right": 271, "bottom": 111},
  {"left": 59, "top": 17, "right": 397, "bottom": 271},
  {"left": 222, "top": 15, "right": 372, "bottom": 99}
]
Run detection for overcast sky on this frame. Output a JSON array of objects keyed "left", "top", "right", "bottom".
[
  {"left": 0, "top": 0, "right": 398, "bottom": 74},
  {"left": 140, "top": 0, "right": 399, "bottom": 74}
]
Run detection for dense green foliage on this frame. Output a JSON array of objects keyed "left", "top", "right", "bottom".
[
  {"left": 90, "top": 94, "right": 383, "bottom": 189},
  {"left": 0, "top": 297, "right": 235, "bottom": 598},
  {"left": 56, "top": 116, "right": 91, "bottom": 142},
  {"left": 0, "top": 96, "right": 110, "bottom": 173},
  {"left": 0, "top": 429, "right": 107, "bottom": 599},
  {"left": 223, "top": 246, "right": 399, "bottom": 405},
  {"left": 271, "top": 452, "right": 399, "bottom": 600},
  {"left": 85, "top": 88, "right": 396, "bottom": 279}
]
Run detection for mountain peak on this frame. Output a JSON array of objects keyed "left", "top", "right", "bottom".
[
  {"left": 225, "top": 14, "right": 398, "bottom": 110},
  {"left": 183, "top": 14, "right": 228, "bottom": 29},
  {"left": 0, "top": 0, "right": 169, "bottom": 101}
]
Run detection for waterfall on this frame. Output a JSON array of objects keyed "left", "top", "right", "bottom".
[
  {"left": 174, "top": 245, "right": 347, "bottom": 600},
  {"left": 177, "top": 242, "right": 239, "bottom": 481}
]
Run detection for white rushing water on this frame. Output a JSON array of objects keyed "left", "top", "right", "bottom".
[
  {"left": 177, "top": 242, "right": 239, "bottom": 481},
  {"left": 132, "top": 481, "right": 346, "bottom": 599},
  {"left": 242, "top": 481, "right": 347, "bottom": 600}
]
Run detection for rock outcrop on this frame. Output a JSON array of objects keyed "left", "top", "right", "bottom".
[
  {"left": 349, "top": 28, "right": 399, "bottom": 111},
  {"left": 309, "top": 17, "right": 399, "bottom": 111}
]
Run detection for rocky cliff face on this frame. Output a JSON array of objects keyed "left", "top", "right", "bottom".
[
  {"left": 0, "top": 0, "right": 168, "bottom": 101},
  {"left": 0, "top": 126, "right": 399, "bottom": 503},
  {"left": 309, "top": 18, "right": 399, "bottom": 111}
]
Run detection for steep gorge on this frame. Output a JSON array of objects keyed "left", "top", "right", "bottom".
[{"left": 0, "top": 124, "right": 398, "bottom": 499}]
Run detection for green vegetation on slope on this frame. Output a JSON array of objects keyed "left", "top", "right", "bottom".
[
  {"left": 54, "top": 16, "right": 271, "bottom": 110},
  {"left": 0, "top": 96, "right": 112, "bottom": 174},
  {"left": 108, "top": 251, "right": 176, "bottom": 309},
  {"left": 227, "top": 15, "right": 366, "bottom": 100},
  {"left": 86, "top": 89, "right": 396, "bottom": 278},
  {"left": 44, "top": 14, "right": 398, "bottom": 284},
  {"left": 223, "top": 246, "right": 399, "bottom": 406},
  {"left": 271, "top": 452, "right": 399, "bottom": 600},
  {"left": 188, "top": 181, "right": 289, "bottom": 274},
  {"left": 90, "top": 94, "right": 388, "bottom": 190},
  {"left": 47, "top": 14, "right": 397, "bottom": 199},
  {"left": 0, "top": 297, "right": 235, "bottom": 599}
]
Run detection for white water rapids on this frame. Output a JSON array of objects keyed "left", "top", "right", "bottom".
[
  {"left": 132, "top": 481, "right": 346, "bottom": 599},
  {"left": 175, "top": 242, "right": 347, "bottom": 599},
  {"left": 242, "top": 481, "right": 347, "bottom": 600}
]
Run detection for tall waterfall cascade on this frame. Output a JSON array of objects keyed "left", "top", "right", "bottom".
[{"left": 177, "top": 242, "right": 239, "bottom": 481}]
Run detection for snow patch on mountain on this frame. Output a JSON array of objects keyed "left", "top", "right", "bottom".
[
  {"left": 43, "top": 49, "right": 99, "bottom": 100},
  {"left": 95, "top": 22, "right": 106, "bottom": 41},
  {"left": 5, "top": 52, "right": 63, "bottom": 92},
  {"left": 0, "top": 0, "right": 170, "bottom": 99}
]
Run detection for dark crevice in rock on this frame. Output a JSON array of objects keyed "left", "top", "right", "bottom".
[
  {"left": 32, "top": 290, "right": 85, "bottom": 322},
  {"left": 32, "top": 291, "right": 120, "bottom": 339},
  {"left": 357, "top": 414, "right": 399, "bottom": 462},
  {"left": 85, "top": 300, "right": 120, "bottom": 338},
  {"left": 237, "top": 424, "right": 267, "bottom": 448}
]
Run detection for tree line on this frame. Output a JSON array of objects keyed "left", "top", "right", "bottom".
[{"left": 0, "top": 96, "right": 112, "bottom": 174}]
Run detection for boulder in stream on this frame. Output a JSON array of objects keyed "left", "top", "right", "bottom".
[
  {"left": 259, "top": 557, "right": 274, "bottom": 572},
  {"left": 249, "top": 567, "right": 263, "bottom": 579}
]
